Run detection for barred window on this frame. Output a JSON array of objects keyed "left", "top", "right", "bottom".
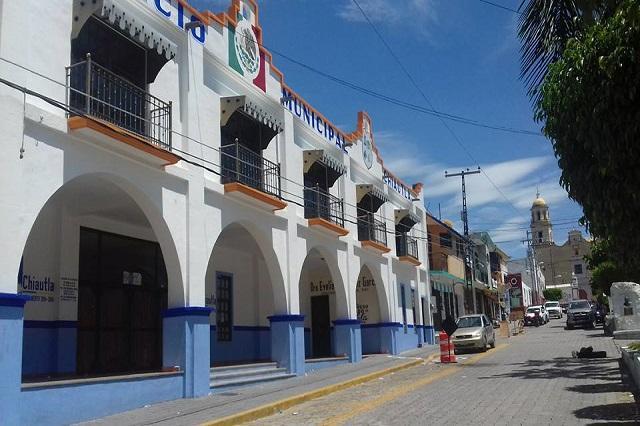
[{"left": 216, "top": 273, "right": 233, "bottom": 342}]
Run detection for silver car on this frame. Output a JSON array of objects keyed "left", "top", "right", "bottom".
[{"left": 451, "top": 314, "right": 496, "bottom": 353}]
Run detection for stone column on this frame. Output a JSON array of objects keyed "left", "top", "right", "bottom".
[
  {"left": 0, "top": 293, "right": 30, "bottom": 425},
  {"left": 333, "top": 319, "right": 362, "bottom": 363},
  {"left": 269, "top": 314, "right": 305, "bottom": 375},
  {"left": 163, "top": 307, "right": 212, "bottom": 398},
  {"left": 379, "top": 322, "right": 401, "bottom": 355}
]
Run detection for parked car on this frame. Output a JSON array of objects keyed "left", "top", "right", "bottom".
[
  {"left": 566, "top": 299, "right": 596, "bottom": 329},
  {"left": 545, "top": 301, "right": 563, "bottom": 319},
  {"left": 452, "top": 314, "right": 496, "bottom": 353},
  {"left": 560, "top": 302, "right": 569, "bottom": 314},
  {"left": 524, "top": 306, "right": 545, "bottom": 326}
]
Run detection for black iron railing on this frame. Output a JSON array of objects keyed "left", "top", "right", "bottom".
[
  {"left": 66, "top": 54, "right": 172, "bottom": 150},
  {"left": 396, "top": 233, "right": 419, "bottom": 260},
  {"left": 220, "top": 141, "right": 282, "bottom": 198},
  {"left": 357, "top": 213, "right": 387, "bottom": 246},
  {"left": 304, "top": 186, "right": 345, "bottom": 228}
]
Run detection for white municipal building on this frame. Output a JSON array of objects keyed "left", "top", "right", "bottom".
[{"left": 0, "top": 1, "right": 435, "bottom": 424}]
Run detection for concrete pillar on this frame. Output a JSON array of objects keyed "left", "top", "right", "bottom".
[
  {"left": 333, "top": 319, "right": 362, "bottom": 363},
  {"left": 163, "top": 307, "right": 212, "bottom": 398},
  {"left": 0, "top": 293, "right": 30, "bottom": 426},
  {"left": 379, "top": 322, "right": 401, "bottom": 355},
  {"left": 268, "top": 314, "right": 305, "bottom": 375}
]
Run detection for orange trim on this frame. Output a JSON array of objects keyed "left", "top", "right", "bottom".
[
  {"left": 67, "top": 117, "right": 180, "bottom": 166},
  {"left": 308, "top": 218, "right": 349, "bottom": 237},
  {"left": 224, "top": 182, "right": 287, "bottom": 211},
  {"left": 399, "top": 256, "right": 422, "bottom": 266},
  {"left": 177, "top": 0, "right": 209, "bottom": 25},
  {"left": 361, "top": 240, "right": 391, "bottom": 254},
  {"left": 192, "top": 0, "right": 419, "bottom": 199}
]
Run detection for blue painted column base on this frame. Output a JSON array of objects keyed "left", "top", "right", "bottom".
[
  {"left": 269, "top": 315, "right": 305, "bottom": 375},
  {"left": 0, "top": 293, "right": 30, "bottom": 426},
  {"left": 379, "top": 322, "right": 402, "bottom": 355},
  {"left": 163, "top": 307, "right": 212, "bottom": 398},
  {"left": 333, "top": 319, "right": 362, "bottom": 363}
]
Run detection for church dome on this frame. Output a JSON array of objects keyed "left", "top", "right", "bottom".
[{"left": 532, "top": 191, "right": 547, "bottom": 208}]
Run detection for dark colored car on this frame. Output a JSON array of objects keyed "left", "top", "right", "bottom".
[{"left": 566, "top": 300, "right": 596, "bottom": 329}]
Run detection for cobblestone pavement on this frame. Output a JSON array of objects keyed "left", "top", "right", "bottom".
[{"left": 252, "top": 321, "right": 638, "bottom": 425}]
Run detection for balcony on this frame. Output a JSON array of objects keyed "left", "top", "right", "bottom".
[
  {"left": 396, "top": 234, "right": 420, "bottom": 266},
  {"left": 358, "top": 215, "right": 390, "bottom": 254},
  {"left": 220, "top": 141, "right": 286, "bottom": 211},
  {"left": 304, "top": 186, "right": 348, "bottom": 236},
  {"left": 66, "top": 56, "right": 178, "bottom": 166}
]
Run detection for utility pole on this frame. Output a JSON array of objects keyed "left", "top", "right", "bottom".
[
  {"left": 445, "top": 167, "right": 481, "bottom": 314},
  {"left": 521, "top": 231, "right": 539, "bottom": 305}
]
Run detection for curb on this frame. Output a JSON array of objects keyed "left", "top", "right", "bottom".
[{"left": 201, "top": 354, "right": 436, "bottom": 426}]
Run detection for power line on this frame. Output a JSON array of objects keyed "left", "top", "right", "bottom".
[
  {"left": 351, "top": 0, "right": 525, "bottom": 216},
  {"left": 477, "top": 0, "right": 521, "bottom": 14}
]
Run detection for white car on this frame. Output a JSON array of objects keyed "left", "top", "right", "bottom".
[
  {"left": 545, "top": 301, "right": 563, "bottom": 319},
  {"left": 524, "top": 305, "right": 549, "bottom": 325}
]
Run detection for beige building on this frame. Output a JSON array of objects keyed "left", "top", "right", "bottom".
[{"left": 530, "top": 193, "right": 592, "bottom": 300}]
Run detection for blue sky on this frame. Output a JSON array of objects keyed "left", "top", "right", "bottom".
[{"left": 191, "top": 0, "right": 586, "bottom": 257}]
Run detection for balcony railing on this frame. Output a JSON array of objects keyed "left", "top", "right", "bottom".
[
  {"left": 304, "top": 186, "right": 344, "bottom": 228},
  {"left": 396, "top": 233, "right": 418, "bottom": 260},
  {"left": 357, "top": 214, "right": 387, "bottom": 246},
  {"left": 220, "top": 141, "right": 282, "bottom": 199},
  {"left": 66, "top": 55, "right": 172, "bottom": 150}
]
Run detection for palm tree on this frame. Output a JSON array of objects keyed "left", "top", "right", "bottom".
[{"left": 518, "top": 0, "right": 620, "bottom": 103}]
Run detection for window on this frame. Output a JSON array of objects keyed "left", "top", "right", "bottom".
[
  {"left": 537, "top": 231, "right": 543, "bottom": 243},
  {"left": 574, "top": 249, "right": 579, "bottom": 256},
  {"left": 216, "top": 273, "right": 233, "bottom": 342},
  {"left": 574, "top": 264, "right": 583, "bottom": 275},
  {"left": 440, "top": 232, "right": 452, "bottom": 248},
  {"left": 411, "top": 289, "right": 417, "bottom": 333},
  {"left": 537, "top": 211, "right": 541, "bottom": 221}
]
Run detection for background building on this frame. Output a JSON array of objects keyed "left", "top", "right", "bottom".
[{"left": 529, "top": 193, "right": 592, "bottom": 300}]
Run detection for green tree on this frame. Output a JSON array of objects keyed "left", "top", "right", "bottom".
[
  {"left": 518, "top": 0, "right": 620, "bottom": 102},
  {"left": 543, "top": 288, "right": 564, "bottom": 301},
  {"left": 536, "top": 1, "right": 640, "bottom": 279},
  {"left": 586, "top": 238, "right": 629, "bottom": 297}
]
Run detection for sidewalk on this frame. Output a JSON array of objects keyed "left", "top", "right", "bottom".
[{"left": 79, "top": 346, "right": 439, "bottom": 426}]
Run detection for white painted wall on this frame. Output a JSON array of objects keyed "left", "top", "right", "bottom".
[{"left": 0, "top": 0, "right": 432, "bottom": 341}]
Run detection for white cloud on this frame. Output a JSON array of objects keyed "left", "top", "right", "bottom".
[
  {"left": 373, "top": 128, "right": 581, "bottom": 257},
  {"left": 337, "top": 0, "right": 437, "bottom": 36}
]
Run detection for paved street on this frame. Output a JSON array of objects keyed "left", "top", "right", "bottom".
[{"left": 252, "top": 321, "right": 637, "bottom": 425}]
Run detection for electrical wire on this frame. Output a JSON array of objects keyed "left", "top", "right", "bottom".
[
  {"left": 0, "top": 57, "right": 557, "bottom": 252},
  {"left": 351, "top": 0, "right": 528, "bottom": 216},
  {"left": 477, "top": 0, "right": 521, "bottom": 14}
]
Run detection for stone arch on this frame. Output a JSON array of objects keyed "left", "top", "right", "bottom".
[
  {"left": 18, "top": 172, "right": 183, "bottom": 378},
  {"left": 205, "top": 221, "right": 286, "bottom": 365},
  {"left": 298, "top": 246, "right": 348, "bottom": 359}
]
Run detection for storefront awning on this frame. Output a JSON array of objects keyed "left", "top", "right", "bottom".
[
  {"left": 356, "top": 184, "right": 388, "bottom": 212},
  {"left": 220, "top": 95, "right": 284, "bottom": 150},
  {"left": 303, "top": 150, "right": 347, "bottom": 187},
  {"left": 394, "top": 209, "right": 421, "bottom": 230},
  {"left": 72, "top": 0, "right": 178, "bottom": 61}
]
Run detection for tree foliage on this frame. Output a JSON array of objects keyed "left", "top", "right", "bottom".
[
  {"left": 518, "top": 0, "right": 621, "bottom": 102},
  {"left": 536, "top": 0, "right": 640, "bottom": 279},
  {"left": 543, "top": 288, "right": 564, "bottom": 301},
  {"left": 586, "top": 238, "right": 630, "bottom": 296}
]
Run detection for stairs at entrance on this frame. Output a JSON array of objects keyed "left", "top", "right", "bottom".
[{"left": 210, "top": 362, "right": 295, "bottom": 392}]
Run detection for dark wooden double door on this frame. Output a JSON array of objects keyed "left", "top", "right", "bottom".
[
  {"left": 77, "top": 228, "right": 167, "bottom": 376},
  {"left": 311, "top": 295, "right": 331, "bottom": 358}
]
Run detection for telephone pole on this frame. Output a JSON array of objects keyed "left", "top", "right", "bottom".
[
  {"left": 521, "top": 230, "right": 540, "bottom": 305},
  {"left": 445, "top": 167, "right": 481, "bottom": 313}
]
